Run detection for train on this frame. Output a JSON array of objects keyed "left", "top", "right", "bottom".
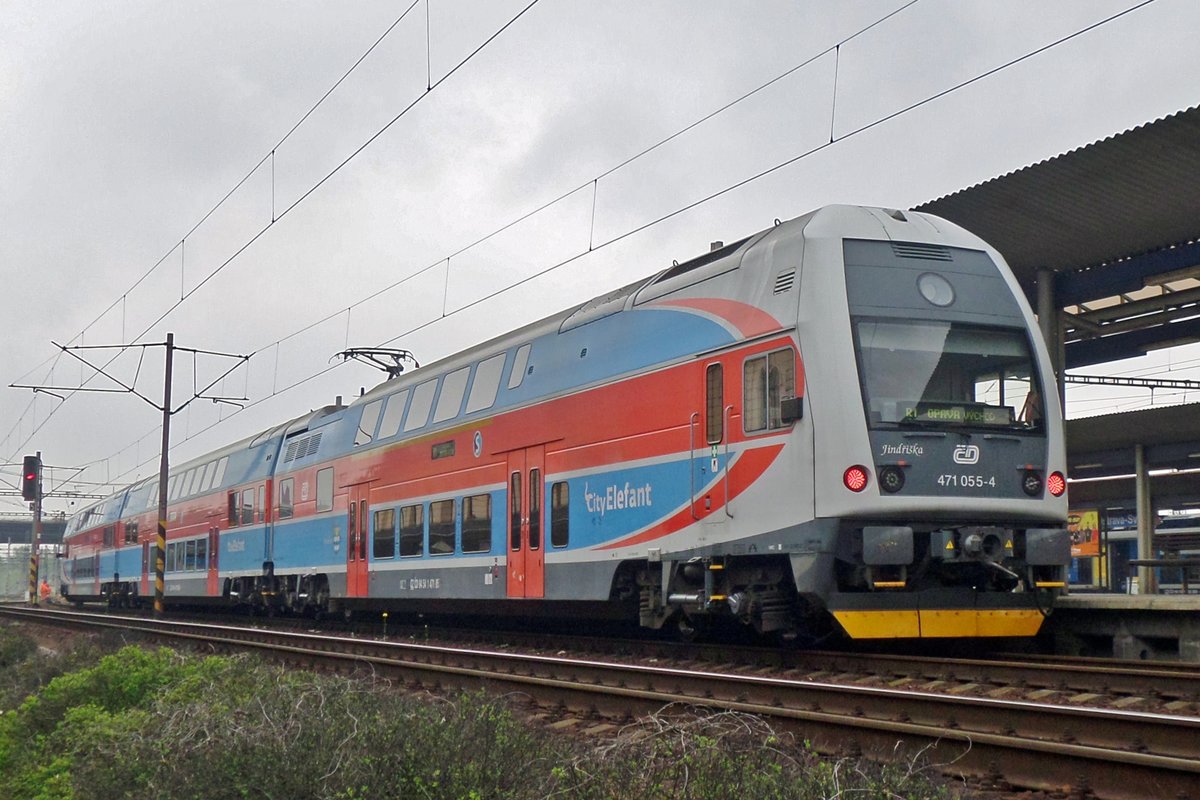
[{"left": 61, "top": 204, "right": 1071, "bottom": 640}]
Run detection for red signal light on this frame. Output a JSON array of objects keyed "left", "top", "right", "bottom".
[
  {"left": 1046, "top": 471, "right": 1066, "bottom": 497},
  {"left": 843, "top": 465, "right": 869, "bottom": 492},
  {"left": 21, "top": 455, "right": 40, "bottom": 502}
]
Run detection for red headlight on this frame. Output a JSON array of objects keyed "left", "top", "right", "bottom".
[
  {"left": 843, "top": 465, "right": 869, "bottom": 492},
  {"left": 1047, "top": 471, "right": 1066, "bottom": 497}
]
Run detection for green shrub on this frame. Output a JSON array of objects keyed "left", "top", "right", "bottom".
[
  {"left": 0, "top": 625, "right": 121, "bottom": 712},
  {"left": 0, "top": 639, "right": 956, "bottom": 800}
]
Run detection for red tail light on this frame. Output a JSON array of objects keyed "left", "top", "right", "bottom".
[
  {"left": 1047, "top": 471, "right": 1066, "bottom": 497},
  {"left": 843, "top": 465, "right": 869, "bottom": 492}
]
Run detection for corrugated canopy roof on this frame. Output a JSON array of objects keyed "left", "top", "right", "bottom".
[{"left": 917, "top": 105, "right": 1200, "bottom": 292}]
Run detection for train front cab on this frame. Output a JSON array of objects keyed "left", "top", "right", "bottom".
[{"left": 799, "top": 209, "right": 1071, "bottom": 639}]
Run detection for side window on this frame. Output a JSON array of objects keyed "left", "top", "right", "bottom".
[
  {"left": 373, "top": 508, "right": 396, "bottom": 559},
  {"left": 185, "top": 540, "right": 197, "bottom": 571},
  {"left": 169, "top": 475, "right": 181, "bottom": 501},
  {"left": 433, "top": 367, "right": 470, "bottom": 423},
  {"left": 240, "top": 489, "right": 255, "bottom": 526},
  {"left": 404, "top": 379, "right": 437, "bottom": 432},
  {"left": 529, "top": 469, "right": 541, "bottom": 551},
  {"left": 103, "top": 526, "right": 114, "bottom": 548},
  {"left": 705, "top": 363, "right": 724, "bottom": 444},
  {"left": 199, "top": 461, "right": 216, "bottom": 493},
  {"left": 399, "top": 504, "right": 424, "bottom": 557},
  {"left": 212, "top": 456, "right": 229, "bottom": 488},
  {"left": 227, "top": 492, "right": 238, "bottom": 527},
  {"left": 196, "top": 538, "right": 207, "bottom": 571},
  {"left": 429, "top": 499, "right": 455, "bottom": 555},
  {"left": 125, "top": 521, "right": 139, "bottom": 545},
  {"left": 377, "top": 389, "right": 409, "bottom": 439},
  {"left": 461, "top": 494, "right": 491, "bottom": 553},
  {"left": 316, "top": 468, "right": 334, "bottom": 513},
  {"left": 355, "top": 400, "right": 383, "bottom": 446},
  {"left": 277, "top": 478, "right": 295, "bottom": 519},
  {"left": 465, "top": 353, "right": 506, "bottom": 413},
  {"left": 508, "top": 344, "right": 531, "bottom": 389},
  {"left": 509, "top": 472, "right": 522, "bottom": 551},
  {"left": 767, "top": 349, "right": 796, "bottom": 429},
  {"left": 743, "top": 348, "right": 796, "bottom": 433},
  {"left": 551, "top": 482, "right": 570, "bottom": 548},
  {"left": 258, "top": 485, "right": 266, "bottom": 524},
  {"left": 743, "top": 357, "right": 767, "bottom": 432}
]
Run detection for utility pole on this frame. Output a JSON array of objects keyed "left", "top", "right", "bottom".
[
  {"left": 155, "top": 334, "right": 173, "bottom": 616},
  {"left": 12, "top": 333, "right": 248, "bottom": 617}
]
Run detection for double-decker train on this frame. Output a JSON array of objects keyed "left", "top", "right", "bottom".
[{"left": 61, "top": 205, "right": 1070, "bottom": 639}]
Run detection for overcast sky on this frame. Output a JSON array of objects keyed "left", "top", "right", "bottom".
[{"left": 2, "top": 0, "right": 1198, "bottom": 514}]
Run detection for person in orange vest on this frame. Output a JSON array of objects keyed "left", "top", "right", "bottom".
[{"left": 39, "top": 579, "right": 51, "bottom": 601}]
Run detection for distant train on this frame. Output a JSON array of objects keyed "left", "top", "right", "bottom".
[{"left": 62, "top": 205, "right": 1070, "bottom": 639}]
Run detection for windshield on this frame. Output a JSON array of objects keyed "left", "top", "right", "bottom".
[{"left": 854, "top": 319, "right": 1043, "bottom": 432}]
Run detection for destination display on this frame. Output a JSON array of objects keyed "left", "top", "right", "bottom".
[{"left": 901, "top": 401, "right": 1014, "bottom": 427}]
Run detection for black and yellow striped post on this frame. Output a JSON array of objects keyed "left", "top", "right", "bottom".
[
  {"left": 26, "top": 451, "right": 42, "bottom": 606},
  {"left": 27, "top": 548, "right": 38, "bottom": 606}
]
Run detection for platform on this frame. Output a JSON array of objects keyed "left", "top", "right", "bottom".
[{"left": 1046, "top": 592, "right": 1200, "bottom": 662}]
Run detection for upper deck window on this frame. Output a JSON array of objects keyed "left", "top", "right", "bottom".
[
  {"left": 434, "top": 367, "right": 470, "bottom": 423},
  {"left": 853, "top": 319, "right": 1043, "bottom": 432},
  {"left": 212, "top": 456, "right": 229, "bottom": 488},
  {"left": 354, "top": 400, "right": 383, "bottom": 446},
  {"left": 508, "top": 344, "right": 531, "bottom": 389},
  {"left": 199, "top": 461, "right": 217, "bottom": 493},
  {"left": 465, "top": 353, "right": 505, "bottom": 413},
  {"left": 377, "top": 389, "right": 409, "bottom": 439},
  {"left": 405, "top": 379, "right": 437, "bottom": 432}
]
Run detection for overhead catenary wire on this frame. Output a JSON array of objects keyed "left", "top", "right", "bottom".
[{"left": 3, "top": 0, "right": 541, "bottom": 464}]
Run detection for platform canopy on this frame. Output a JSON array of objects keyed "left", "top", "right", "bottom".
[{"left": 1064, "top": 404, "right": 1200, "bottom": 508}]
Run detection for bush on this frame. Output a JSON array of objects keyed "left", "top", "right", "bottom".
[
  {"left": 0, "top": 638, "right": 956, "bottom": 800},
  {"left": 547, "top": 706, "right": 954, "bottom": 800},
  {"left": 0, "top": 625, "right": 121, "bottom": 712}
]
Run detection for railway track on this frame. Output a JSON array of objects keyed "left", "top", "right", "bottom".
[
  {"left": 3, "top": 605, "right": 1198, "bottom": 799},
  {"left": 17, "top": 602, "right": 1200, "bottom": 708}
]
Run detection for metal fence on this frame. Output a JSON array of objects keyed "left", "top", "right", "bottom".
[{"left": 0, "top": 543, "right": 63, "bottom": 601}]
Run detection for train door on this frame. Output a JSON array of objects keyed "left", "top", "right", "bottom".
[
  {"left": 506, "top": 445, "right": 545, "bottom": 599},
  {"left": 207, "top": 525, "right": 220, "bottom": 596},
  {"left": 141, "top": 540, "right": 150, "bottom": 597},
  {"left": 696, "top": 360, "right": 732, "bottom": 524},
  {"left": 346, "top": 483, "right": 371, "bottom": 597}
]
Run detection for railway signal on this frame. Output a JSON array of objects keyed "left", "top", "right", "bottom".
[{"left": 21, "top": 454, "right": 40, "bottom": 501}]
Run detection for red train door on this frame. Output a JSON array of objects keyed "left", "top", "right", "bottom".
[
  {"left": 141, "top": 541, "right": 150, "bottom": 597},
  {"left": 506, "top": 446, "right": 545, "bottom": 599},
  {"left": 207, "top": 526, "right": 220, "bottom": 596},
  {"left": 347, "top": 484, "right": 370, "bottom": 597}
]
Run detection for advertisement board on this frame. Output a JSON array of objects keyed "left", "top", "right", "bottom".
[{"left": 1068, "top": 509, "right": 1100, "bottom": 557}]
